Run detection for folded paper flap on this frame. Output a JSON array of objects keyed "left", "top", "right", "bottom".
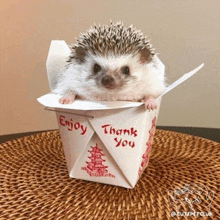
[
  {"left": 47, "top": 40, "right": 71, "bottom": 57},
  {"left": 56, "top": 111, "right": 95, "bottom": 172},
  {"left": 157, "top": 63, "right": 205, "bottom": 99},
  {"left": 37, "top": 93, "right": 143, "bottom": 110},
  {"left": 87, "top": 107, "right": 153, "bottom": 187},
  {"left": 46, "top": 40, "right": 71, "bottom": 91}
]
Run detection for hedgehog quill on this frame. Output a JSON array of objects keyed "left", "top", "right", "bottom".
[{"left": 52, "top": 21, "right": 166, "bottom": 110}]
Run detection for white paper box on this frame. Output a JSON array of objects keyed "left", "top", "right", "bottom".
[{"left": 37, "top": 40, "right": 204, "bottom": 188}]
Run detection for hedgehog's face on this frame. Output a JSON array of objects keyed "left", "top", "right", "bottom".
[
  {"left": 70, "top": 22, "right": 154, "bottom": 95},
  {"left": 73, "top": 46, "right": 153, "bottom": 94},
  {"left": 87, "top": 53, "right": 145, "bottom": 92},
  {"left": 88, "top": 55, "right": 135, "bottom": 91},
  {"left": 76, "top": 51, "right": 151, "bottom": 94}
]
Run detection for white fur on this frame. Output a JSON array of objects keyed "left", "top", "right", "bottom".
[{"left": 52, "top": 53, "right": 166, "bottom": 101}]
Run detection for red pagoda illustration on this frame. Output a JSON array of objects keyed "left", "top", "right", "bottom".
[
  {"left": 82, "top": 144, "right": 115, "bottom": 178},
  {"left": 138, "top": 116, "right": 157, "bottom": 176}
]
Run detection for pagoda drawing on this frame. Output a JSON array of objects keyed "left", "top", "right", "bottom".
[
  {"left": 82, "top": 144, "right": 115, "bottom": 178},
  {"left": 139, "top": 116, "right": 157, "bottom": 176}
]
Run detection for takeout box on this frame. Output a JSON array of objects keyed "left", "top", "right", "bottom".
[{"left": 37, "top": 40, "right": 204, "bottom": 188}]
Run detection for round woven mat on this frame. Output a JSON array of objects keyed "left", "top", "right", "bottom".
[{"left": 0, "top": 130, "right": 219, "bottom": 220}]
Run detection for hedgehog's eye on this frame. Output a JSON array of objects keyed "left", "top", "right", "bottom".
[
  {"left": 122, "top": 66, "right": 130, "bottom": 75},
  {"left": 93, "top": 63, "right": 101, "bottom": 74}
]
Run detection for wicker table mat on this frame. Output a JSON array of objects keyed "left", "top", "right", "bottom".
[{"left": 0, "top": 130, "right": 219, "bottom": 220}]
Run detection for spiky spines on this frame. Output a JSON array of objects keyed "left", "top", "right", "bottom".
[{"left": 68, "top": 21, "right": 155, "bottom": 63}]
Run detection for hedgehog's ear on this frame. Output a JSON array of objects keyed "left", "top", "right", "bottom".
[
  {"left": 75, "top": 46, "right": 87, "bottom": 63},
  {"left": 139, "top": 48, "right": 152, "bottom": 64}
]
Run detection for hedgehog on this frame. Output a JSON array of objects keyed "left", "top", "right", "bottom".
[{"left": 52, "top": 21, "right": 166, "bottom": 110}]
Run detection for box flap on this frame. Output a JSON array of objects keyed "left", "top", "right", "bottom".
[
  {"left": 157, "top": 63, "right": 204, "bottom": 99},
  {"left": 46, "top": 40, "right": 71, "bottom": 91},
  {"left": 37, "top": 93, "right": 143, "bottom": 110},
  {"left": 72, "top": 133, "right": 133, "bottom": 188},
  {"left": 87, "top": 106, "right": 157, "bottom": 187},
  {"left": 55, "top": 111, "right": 95, "bottom": 171}
]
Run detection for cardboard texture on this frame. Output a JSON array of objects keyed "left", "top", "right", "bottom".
[{"left": 37, "top": 40, "right": 204, "bottom": 188}]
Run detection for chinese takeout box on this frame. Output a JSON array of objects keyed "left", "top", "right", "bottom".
[{"left": 37, "top": 40, "right": 204, "bottom": 188}]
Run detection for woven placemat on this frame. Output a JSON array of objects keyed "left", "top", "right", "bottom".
[{"left": 0, "top": 130, "right": 219, "bottom": 220}]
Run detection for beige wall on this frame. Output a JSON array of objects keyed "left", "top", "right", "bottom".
[{"left": 1, "top": 0, "right": 220, "bottom": 135}]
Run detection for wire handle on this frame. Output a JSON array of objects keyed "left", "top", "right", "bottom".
[{"left": 44, "top": 107, "right": 94, "bottom": 118}]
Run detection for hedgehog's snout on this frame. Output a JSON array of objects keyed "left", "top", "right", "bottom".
[{"left": 101, "top": 75, "right": 116, "bottom": 90}]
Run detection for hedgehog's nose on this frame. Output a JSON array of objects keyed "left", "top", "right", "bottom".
[{"left": 101, "top": 75, "right": 115, "bottom": 89}]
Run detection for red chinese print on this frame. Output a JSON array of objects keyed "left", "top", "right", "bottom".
[
  {"left": 82, "top": 144, "right": 115, "bottom": 178},
  {"left": 138, "top": 117, "right": 157, "bottom": 176}
]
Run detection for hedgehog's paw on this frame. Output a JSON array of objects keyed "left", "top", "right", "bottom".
[
  {"left": 59, "top": 93, "right": 76, "bottom": 104},
  {"left": 144, "top": 97, "right": 157, "bottom": 111}
]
